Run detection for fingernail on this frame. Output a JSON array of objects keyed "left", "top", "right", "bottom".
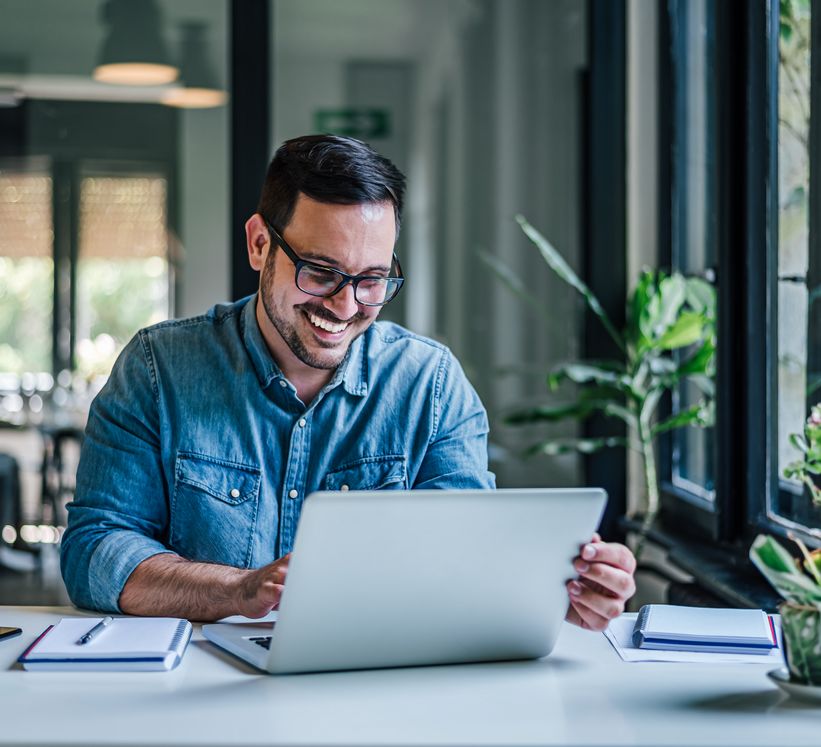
[
  {"left": 582, "top": 544, "right": 596, "bottom": 560},
  {"left": 576, "top": 561, "right": 590, "bottom": 573},
  {"left": 569, "top": 581, "right": 582, "bottom": 596}
]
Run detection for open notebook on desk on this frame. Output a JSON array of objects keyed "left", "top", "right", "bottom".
[{"left": 18, "top": 617, "right": 192, "bottom": 671}]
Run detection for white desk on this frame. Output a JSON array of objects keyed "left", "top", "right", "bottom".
[{"left": 0, "top": 606, "right": 818, "bottom": 746}]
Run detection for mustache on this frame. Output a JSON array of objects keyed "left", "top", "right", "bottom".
[{"left": 298, "top": 303, "right": 366, "bottom": 325}]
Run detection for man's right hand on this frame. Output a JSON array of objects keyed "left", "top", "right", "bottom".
[{"left": 235, "top": 553, "right": 292, "bottom": 618}]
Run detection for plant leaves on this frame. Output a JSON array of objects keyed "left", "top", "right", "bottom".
[
  {"left": 479, "top": 250, "right": 547, "bottom": 321},
  {"left": 525, "top": 435, "right": 629, "bottom": 457},
  {"left": 547, "top": 363, "right": 633, "bottom": 394},
  {"left": 653, "top": 275, "right": 687, "bottom": 337},
  {"left": 516, "top": 215, "right": 625, "bottom": 353},
  {"left": 684, "top": 277, "right": 716, "bottom": 316},
  {"left": 655, "top": 311, "right": 707, "bottom": 350},
  {"left": 750, "top": 535, "right": 821, "bottom": 604},
  {"left": 651, "top": 400, "right": 714, "bottom": 436},
  {"left": 676, "top": 339, "right": 716, "bottom": 377},
  {"left": 506, "top": 399, "right": 635, "bottom": 427}
]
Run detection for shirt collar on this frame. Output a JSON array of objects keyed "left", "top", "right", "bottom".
[{"left": 241, "top": 293, "right": 369, "bottom": 397}]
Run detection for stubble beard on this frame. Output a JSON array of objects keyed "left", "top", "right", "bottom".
[{"left": 260, "top": 252, "right": 370, "bottom": 371}]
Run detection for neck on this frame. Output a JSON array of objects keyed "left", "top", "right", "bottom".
[{"left": 255, "top": 297, "right": 335, "bottom": 406}]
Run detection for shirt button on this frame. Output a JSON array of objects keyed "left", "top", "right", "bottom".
[
  {"left": 288, "top": 489, "right": 299, "bottom": 499},
  {"left": 230, "top": 488, "right": 240, "bottom": 499},
  {"left": 340, "top": 484, "right": 349, "bottom": 491},
  {"left": 298, "top": 418, "right": 307, "bottom": 428},
  {"left": 279, "top": 380, "right": 287, "bottom": 388}
]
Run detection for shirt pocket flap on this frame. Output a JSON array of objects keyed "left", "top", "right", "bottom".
[
  {"left": 175, "top": 453, "right": 261, "bottom": 505},
  {"left": 324, "top": 456, "right": 407, "bottom": 491}
]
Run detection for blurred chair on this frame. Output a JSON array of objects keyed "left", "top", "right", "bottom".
[
  {"left": 0, "top": 453, "right": 22, "bottom": 543},
  {"left": 39, "top": 426, "right": 84, "bottom": 529}
]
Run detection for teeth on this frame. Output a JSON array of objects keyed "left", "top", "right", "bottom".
[{"left": 308, "top": 313, "right": 348, "bottom": 334}]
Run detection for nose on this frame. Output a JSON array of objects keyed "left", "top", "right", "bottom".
[{"left": 323, "top": 281, "right": 359, "bottom": 320}]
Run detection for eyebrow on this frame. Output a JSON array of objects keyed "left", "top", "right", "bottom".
[{"left": 299, "top": 252, "right": 392, "bottom": 275}]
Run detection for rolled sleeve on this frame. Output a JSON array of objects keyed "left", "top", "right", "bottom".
[
  {"left": 413, "top": 350, "right": 496, "bottom": 490},
  {"left": 61, "top": 332, "right": 173, "bottom": 612}
]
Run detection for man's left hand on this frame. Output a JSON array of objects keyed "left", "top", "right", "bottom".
[{"left": 565, "top": 533, "right": 636, "bottom": 631}]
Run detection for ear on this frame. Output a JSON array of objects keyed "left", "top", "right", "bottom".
[{"left": 245, "top": 213, "right": 271, "bottom": 272}]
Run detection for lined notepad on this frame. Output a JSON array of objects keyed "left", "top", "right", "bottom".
[
  {"left": 18, "top": 617, "right": 192, "bottom": 671},
  {"left": 631, "top": 605, "right": 777, "bottom": 655}
]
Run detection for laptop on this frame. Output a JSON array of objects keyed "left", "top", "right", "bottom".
[{"left": 202, "top": 487, "right": 607, "bottom": 674}]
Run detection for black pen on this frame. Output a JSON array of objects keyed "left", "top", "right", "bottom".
[{"left": 77, "top": 616, "right": 113, "bottom": 645}]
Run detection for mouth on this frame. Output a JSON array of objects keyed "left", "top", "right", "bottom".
[{"left": 303, "top": 310, "right": 351, "bottom": 339}]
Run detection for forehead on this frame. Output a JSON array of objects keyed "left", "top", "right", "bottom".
[{"left": 284, "top": 194, "right": 396, "bottom": 272}]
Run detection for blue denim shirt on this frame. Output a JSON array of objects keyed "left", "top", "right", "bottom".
[{"left": 61, "top": 295, "right": 495, "bottom": 612}]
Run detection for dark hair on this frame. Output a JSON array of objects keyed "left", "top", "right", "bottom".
[{"left": 257, "top": 134, "right": 406, "bottom": 237}]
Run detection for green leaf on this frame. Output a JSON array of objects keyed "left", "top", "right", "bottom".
[
  {"left": 651, "top": 400, "right": 714, "bottom": 436},
  {"left": 653, "top": 275, "right": 687, "bottom": 336},
  {"left": 547, "top": 363, "right": 633, "bottom": 393},
  {"left": 479, "top": 250, "right": 547, "bottom": 320},
  {"left": 750, "top": 535, "right": 821, "bottom": 604},
  {"left": 684, "top": 277, "right": 716, "bottom": 316},
  {"left": 677, "top": 339, "right": 715, "bottom": 376},
  {"left": 506, "top": 398, "right": 635, "bottom": 427},
  {"left": 780, "top": 20, "right": 793, "bottom": 41},
  {"left": 790, "top": 433, "right": 809, "bottom": 454},
  {"left": 655, "top": 311, "right": 706, "bottom": 350},
  {"left": 516, "top": 215, "right": 625, "bottom": 353},
  {"left": 505, "top": 402, "right": 600, "bottom": 425},
  {"left": 526, "top": 435, "right": 629, "bottom": 457}
]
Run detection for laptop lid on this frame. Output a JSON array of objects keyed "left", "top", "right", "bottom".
[{"left": 222, "top": 487, "right": 604, "bottom": 674}]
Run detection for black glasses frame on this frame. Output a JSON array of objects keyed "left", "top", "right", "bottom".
[{"left": 264, "top": 220, "right": 404, "bottom": 307}]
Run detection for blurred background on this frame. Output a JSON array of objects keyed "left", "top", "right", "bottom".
[{"left": 0, "top": 0, "right": 817, "bottom": 613}]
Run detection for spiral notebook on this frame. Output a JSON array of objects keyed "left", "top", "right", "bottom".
[
  {"left": 18, "top": 617, "right": 192, "bottom": 671},
  {"left": 631, "top": 604, "right": 777, "bottom": 655}
]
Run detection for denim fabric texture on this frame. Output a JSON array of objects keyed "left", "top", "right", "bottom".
[{"left": 61, "top": 295, "right": 495, "bottom": 612}]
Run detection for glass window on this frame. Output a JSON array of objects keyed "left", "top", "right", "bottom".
[
  {"left": 771, "top": 0, "right": 821, "bottom": 533},
  {"left": 668, "top": 0, "right": 717, "bottom": 503},
  {"left": 76, "top": 172, "right": 171, "bottom": 378},
  {"left": 0, "top": 165, "right": 53, "bottom": 376}
]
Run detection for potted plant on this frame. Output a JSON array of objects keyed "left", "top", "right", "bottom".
[
  {"left": 750, "top": 534, "right": 821, "bottom": 685},
  {"left": 483, "top": 216, "right": 716, "bottom": 557},
  {"left": 750, "top": 405, "right": 821, "bottom": 685}
]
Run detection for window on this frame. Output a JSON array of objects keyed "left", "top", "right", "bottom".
[{"left": 771, "top": 0, "right": 821, "bottom": 536}]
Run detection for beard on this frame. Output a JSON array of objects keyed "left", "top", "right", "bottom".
[{"left": 259, "top": 251, "right": 371, "bottom": 371}]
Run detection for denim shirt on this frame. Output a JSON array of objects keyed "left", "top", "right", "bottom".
[{"left": 61, "top": 295, "right": 495, "bottom": 612}]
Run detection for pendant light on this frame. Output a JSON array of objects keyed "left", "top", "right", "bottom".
[
  {"left": 162, "top": 22, "right": 227, "bottom": 109},
  {"left": 94, "top": 0, "right": 178, "bottom": 86}
]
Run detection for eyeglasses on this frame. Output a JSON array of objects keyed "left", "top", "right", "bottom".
[{"left": 265, "top": 220, "right": 404, "bottom": 307}]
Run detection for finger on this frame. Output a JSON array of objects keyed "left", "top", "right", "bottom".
[
  {"left": 580, "top": 541, "right": 636, "bottom": 574},
  {"left": 574, "top": 559, "right": 636, "bottom": 601},
  {"left": 568, "top": 579, "right": 626, "bottom": 622},
  {"left": 566, "top": 585, "right": 612, "bottom": 631}
]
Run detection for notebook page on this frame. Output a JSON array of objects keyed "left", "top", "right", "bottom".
[
  {"left": 30, "top": 618, "right": 184, "bottom": 658},
  {"left": 643, "top": 606, "right": 771, "bottom": 643}
]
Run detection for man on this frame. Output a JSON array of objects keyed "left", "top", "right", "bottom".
[{"left": 61, "top": 134, "right": 635, "bottom": 628}]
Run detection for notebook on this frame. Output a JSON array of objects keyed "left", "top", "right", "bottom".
[
  {"left": 203, "top": 487, "right": 607, "bottom": 674},
  {"left": 18, "top": 617, "right": 192, "bottom": 671},
  {"left": 631, "top": 604, "right": 777, "bottom": 655}
]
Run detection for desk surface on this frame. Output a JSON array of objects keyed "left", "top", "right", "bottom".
[{"left": 0, "top": 606, "right": 818, "bottom": 746}]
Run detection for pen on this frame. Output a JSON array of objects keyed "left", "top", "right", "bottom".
[{"left": 77, "top": 616, "right": 113, "bottom": 645}]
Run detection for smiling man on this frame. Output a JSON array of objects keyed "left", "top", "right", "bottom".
[{"left": 61, "top": 134, "right": 635, "bottom": 626}]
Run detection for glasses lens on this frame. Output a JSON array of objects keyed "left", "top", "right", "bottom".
[{"left": 297, "top": 265, "right": 343, "bottom": 296}]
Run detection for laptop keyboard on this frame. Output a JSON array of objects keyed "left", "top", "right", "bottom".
[{"left": 249, "top": 636, "right": 272, "bottom": 650}]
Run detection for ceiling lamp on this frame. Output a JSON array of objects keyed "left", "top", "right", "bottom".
[
  {"left": 162, "top": 22, "right": 227, "bottom": 109},
  {"left": 94, "top": 0, "right": 178, "bottom": 86}
]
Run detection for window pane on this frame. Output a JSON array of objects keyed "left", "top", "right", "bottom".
[
  {"left": 76, "top": 174, "right": 170, "bottom": 379},
  {"left": 670, "top": 0, "right": 717, "bottom": 501},
  {"left": 772, "top": 0, "right": 821, "bottom": 531},
  {"left": 0, "top": 168, "right": 53, "bottom": 375}
]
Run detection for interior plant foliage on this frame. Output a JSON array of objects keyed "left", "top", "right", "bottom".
[{"left": 484, "top": 216, "right": 716, "bottom": 552}]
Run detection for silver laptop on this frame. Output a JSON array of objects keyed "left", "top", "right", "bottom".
[{"left": 202, "top": 488, "right": 606, "bottom": 674}]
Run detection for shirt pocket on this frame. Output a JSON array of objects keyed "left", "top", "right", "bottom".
[
  {"left": 170, "top": 452, "right": 261, "bottom": 568},
  {"left": 324, "top": 455, "right": 408, "bottom": 491}
]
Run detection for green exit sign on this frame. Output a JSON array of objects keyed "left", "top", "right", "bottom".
[{"left": 314, "top": 109, "right": 390, "bottom": 139}]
